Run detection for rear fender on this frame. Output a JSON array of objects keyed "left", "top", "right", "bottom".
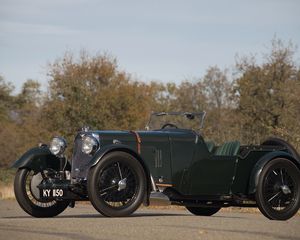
[
  {"left": 11, "top": 146, "right": 70, "bottom": 173},
  {"left": 248, "top": 151, "right": 300, "bottom": 194}
]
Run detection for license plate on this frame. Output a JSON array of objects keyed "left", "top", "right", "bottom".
[{"left": 41, "top": 189, "right": 64, "bottom": 198}]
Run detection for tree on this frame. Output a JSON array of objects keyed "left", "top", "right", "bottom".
[
  {"left": 234, "top": 38, "right": 300, "bottom": 144},
  {"left": 201, "top": 66, "right": 235, "bottom": 143},
  {"left": 0, "top": 76, "right": 14, "bottom": 121},
  {"left": 0, "top": 78, "right": 49, "bottom": 167},
  {"left": 42, "top": 51, "right": 156, "bottom": 142},
  {"left": 173, "top": 81, "right": 207, "bottom": 112},
  {"left": 1, "top": 38, "right": 299, "bottom": 167},
  {"left": 203, "top": 66, "right": 231, "bottom": 110},
  {"left": 0, "top": 76, "right": 17, "bottom": 167},
  {"left": 17, "top": 79, "right": 42, "bottom": 106}
]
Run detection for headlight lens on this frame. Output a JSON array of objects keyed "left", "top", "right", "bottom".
[
  {"left": 49, "top": 137, "right": 67, "bottom": 156},
  {"left": 82, "top": 135, "right": 99, "bottom": 154}
]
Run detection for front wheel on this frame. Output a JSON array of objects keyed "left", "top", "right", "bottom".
[
  {"left": 186, "top": 206, "right": 221, "bottom": 216},
  {"left": 14, "top": 168, "right": 69, "bottom": 217},
  {"left": 87, "top": 151, "right": 147, "bottom": 217},
  {"left": 256, "top": 158, "right": 300, "bottom": 220}
]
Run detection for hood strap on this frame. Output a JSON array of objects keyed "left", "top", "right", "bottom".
[{"left": 130, "top": 131, "right": 142, "bottom": 154}]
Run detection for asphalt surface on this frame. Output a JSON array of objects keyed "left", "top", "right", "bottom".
[{"left": 0, "top": 200, "right": 299, "bottom": 240}]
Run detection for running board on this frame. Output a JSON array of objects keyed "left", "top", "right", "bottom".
[{"left": 149, "top": 191, "right": 171, "bottom": 206}]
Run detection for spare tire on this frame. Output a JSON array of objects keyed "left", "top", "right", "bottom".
[{"left": 261, "top": 137, "right": 300, "bottom": 161}]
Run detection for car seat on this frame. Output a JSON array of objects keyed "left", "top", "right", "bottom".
[{"left": 214, "top": 141, "right": 240, "bottom": 156}]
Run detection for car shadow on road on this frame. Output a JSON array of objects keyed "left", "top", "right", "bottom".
[
  {"left": 209, "top": 215, "right": 245, "bottom": 219},
  {"left": 3, "top": 213, "right": 247, "bottom": 219},
  {"left": 60, "top": 213, "right": 187, "bottom": 218},
  {"left": 3, "top": 212, "right": 188, "bottom": 219}
]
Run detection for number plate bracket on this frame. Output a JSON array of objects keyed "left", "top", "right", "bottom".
[{"left": 37, "top": 179, "right": 82, "bottom": 200}]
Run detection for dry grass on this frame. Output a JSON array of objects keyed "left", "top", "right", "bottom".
[
  {"left": 0, "top": 184, "right": 14, "bottom": 200},
  {"left": 0, "top": 168, "right": 15, "bottom": 200}
]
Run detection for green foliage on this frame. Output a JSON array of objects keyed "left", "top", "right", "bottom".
[{"left": 0, "top": 37, "right": 300, "bottom": 167}]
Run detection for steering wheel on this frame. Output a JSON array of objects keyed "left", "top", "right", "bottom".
[{"left": 161, "top": 123, "right": 178, "bottom": 129}]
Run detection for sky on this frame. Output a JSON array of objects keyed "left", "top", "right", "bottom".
[{"left": 0, "top": 0, "right": 300, "bottom": 93}]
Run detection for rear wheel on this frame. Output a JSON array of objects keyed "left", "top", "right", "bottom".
[
  {"left": 14, "top": 168, "right": 69, "bottom": 217},
  {"left": 87, "top": 151, "right": 146, "bottom": 217},
  {"left": 256, "top": 158, "right": 300, "bottom": 220},
  {"left": 186, "top": 206, "right": 221, "bottom": 216}
]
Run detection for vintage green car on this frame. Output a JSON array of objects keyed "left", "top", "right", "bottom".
[{"left": 12, "top": 112, "right": 300, "bottom": 220}]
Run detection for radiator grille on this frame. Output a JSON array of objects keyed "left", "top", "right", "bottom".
[{"left": 71, "top": 135, "right": 92, "bottom": 179}]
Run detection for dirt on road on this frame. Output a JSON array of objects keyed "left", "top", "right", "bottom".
[{"left": 0, "top": 200, "right": 299, "bottom": 240}]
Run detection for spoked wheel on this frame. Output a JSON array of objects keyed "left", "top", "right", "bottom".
[
  {"left": 14, "top": 168, "right": 69, "bottom": 217},
  {"left": 186, "top": 206, "right": 221, "bottom": 216},
  {"left": 87, "top": 151, "right": 146, "bottom": 217},
  {"left": 256, "top": 158, "right": 300, "bottom": 220}
]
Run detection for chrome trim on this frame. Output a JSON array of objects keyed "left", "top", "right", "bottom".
[
  {"left": 113, "top": 139, "right": 121, "bottom": 144},
  {"left": 150, "top": 175, "right": 157, "bottom": 192},
  {"left": 81, "top": 134, "right": 100, "bottom": 155},
  {"left": 158, "top": 176, "right": 164, "bottom": 183},
  {"left": 91, "top": 133, "right": 99, "bottom": 141},
  {"left": 49, "top": 137, "right": 67, "bottom": 156},
  {"left": 81, "top": 126, "right": 90, "bottom": 132},
  {"left": 118, "top": 178, "right": 127, "bottom": 191},
  {"left": 281, "top": 185, "right": 291, "bottom": 195},
  {"left": 200, "top": 111, "right": 206, "bottom": 129},
  {"left": 145, "top": 111, "right": 206, "bottom": 130},
  {"left": 65, "top": 171, "right": 71, "bottom": 180},
  {"left": 195, "top": 134, "right": 199, "bottom": 144}
]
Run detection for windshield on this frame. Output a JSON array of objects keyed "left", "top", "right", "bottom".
[{"left": 146, "top": 112, "right": 206, "bottom": 130}]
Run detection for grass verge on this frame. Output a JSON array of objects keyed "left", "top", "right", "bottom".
[{"left": 0, "top": 168, "right": 15, "bottom": 200}]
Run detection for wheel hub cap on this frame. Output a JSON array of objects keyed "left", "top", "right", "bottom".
[
  {"left": 280, "top": 185, "right": 291, "bottom": 195},
  {"left": 118, "top": 178, "right": 127, "bottom": 191}
]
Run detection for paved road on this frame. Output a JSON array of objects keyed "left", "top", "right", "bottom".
[{"left": 0, "top": 200, "right": 299, "bottom": 240}]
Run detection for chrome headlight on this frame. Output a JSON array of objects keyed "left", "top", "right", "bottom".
[
  {"left": 82, "top": 135, "right": 99, "bottom": 155},
  {"left": 49, "top": 137, "right": 67, "bottom": 156}
]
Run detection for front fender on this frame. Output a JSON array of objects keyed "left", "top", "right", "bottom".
[
  {"left": 86, "top": 144, "right": 153, "bottom": 204},
  {"left": 87, "top": 144, "right": 143, "bottom": 168},
  {"left": 248, "top": 151, "right": 299, "bottom": 194},
  {"left": 11, "top": 146, "right": 70, "bottom": 172}
]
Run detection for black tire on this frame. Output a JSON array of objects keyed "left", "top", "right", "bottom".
[
  {"left": 186, "top": 206, "right": 221, "bottom": 216},
  {"left": 14, "top": 168, "right": 69, "bottom": 217},
  {"left": 87, "top": 151, "right": 147, "bottom": 217},
  {"left": 256, "top": 158, "right": 300, "bottom": 220}
]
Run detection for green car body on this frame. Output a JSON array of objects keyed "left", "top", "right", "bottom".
[{"left": 12, "top": 112, "right": 300, "bottom": 220}]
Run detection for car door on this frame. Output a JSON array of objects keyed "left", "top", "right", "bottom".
[{"left": 188, "top": 141, "right": 237, "bottom": 195}]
